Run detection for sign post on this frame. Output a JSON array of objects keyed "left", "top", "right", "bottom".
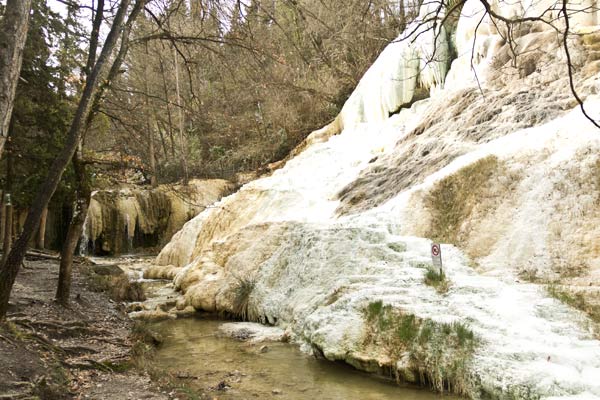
[{"left": 431, "top": 243, "right": 443, "bottom": 276}]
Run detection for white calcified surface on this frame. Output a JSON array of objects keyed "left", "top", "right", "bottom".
[
  {"left": 218, "top": 322, "right": 286, "bottom": 343},
  {"left": 337, "top": 3, "right": 452, "bottom": 127},
  {"left": 155, "top": 1, "right": 600, "bottom": 398}
]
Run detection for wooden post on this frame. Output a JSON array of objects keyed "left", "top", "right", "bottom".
[
  {"left": 2, "top": 194, "right": 13, "bottom": 264},
  {"left": 0, "top": 190, "right": 5, "bottom": 250},
  {"left": 36, "top": 207, "right": 48, "bottom": 249}
]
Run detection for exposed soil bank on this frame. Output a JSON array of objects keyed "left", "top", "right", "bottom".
[{"left": 0, "top": 255, "right": 167, "bottom": 400}]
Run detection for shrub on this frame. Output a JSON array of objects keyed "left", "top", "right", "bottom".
[
  {"left": 423, "top": 266, "right": 450, "bottom": 294},
  {"left": 232, "top": 276, "right": 256, "bottom": 321},
  {"left": 88, "top": 273, "right": 146, "bottom": 302},
  {"left": 426, "top": 156, "right": 499, "bottom": 244}
]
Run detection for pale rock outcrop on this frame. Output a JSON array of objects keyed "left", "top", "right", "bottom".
[
  {"left": 153, "top": 1, "right": 600, "bottom": 398},
  {"left": 83, "top": 179, "right": 234, "bottom": 255}
]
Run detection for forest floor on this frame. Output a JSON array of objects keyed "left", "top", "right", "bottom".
[{"left": 0, "top": 254, "right": 170, "bottom": 400}]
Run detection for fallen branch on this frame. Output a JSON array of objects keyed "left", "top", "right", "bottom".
[
  {"left": 0, "top": 333, "right": 14, "bottom": 344},
  {"left": 24, "top": 250, "right": 60, "bottom": 261}
]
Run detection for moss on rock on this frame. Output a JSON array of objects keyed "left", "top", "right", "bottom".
[{"left": 362, "top": 301, "right": 477, "bottom": 396}]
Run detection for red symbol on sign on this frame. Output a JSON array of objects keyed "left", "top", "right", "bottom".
[{"left": 431, "top": 244, "right": 440, "bottom": 257}]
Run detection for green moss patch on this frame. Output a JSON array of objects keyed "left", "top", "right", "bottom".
[{"left": 363, "top": 301, "right": 477, "bottom": 396}]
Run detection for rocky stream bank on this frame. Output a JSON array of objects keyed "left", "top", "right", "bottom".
[{"left": 0, "top": 253, "right": 180, "bottom": 400}]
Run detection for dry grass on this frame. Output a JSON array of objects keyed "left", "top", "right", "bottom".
[
  {"left": 423, "top": 266, "right": 450, "bottom": 294},
  {"left": 231, "top": 277, "right": 257, "bottom": 321},
  {"left": 425, "top": 155, "right": 500, "bottom": 244},
  {"left": 88, "top": 274, "right": 146, "bottom": 302},
  {"left": 547, "top": 285, "right": 600, "bottom": 326}
]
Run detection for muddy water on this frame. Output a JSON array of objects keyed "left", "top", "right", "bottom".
[
  {"left": 151, "top": 318, "right": 447, "bottom": 400},
  {"left": 99, "top": 255, "right": 446, "bottom": 399}
]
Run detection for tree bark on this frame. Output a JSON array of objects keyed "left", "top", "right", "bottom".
[
  {"left": 2, "top": 130, "right": 13, "bottom": 259},
  {"left": 56, "top": 153, "right": 90, "bottom": 305},
  {"left": 35, "top": 207, "right": 48, "bottom": 250},
  {"left": 0, "top": 0, "right": 143, "bottom": 320},
  {"left": 85, "top": 0, "right": 105, "bottom": 77},
  {"left": 173, "top": 47, "right": 189, "bottom": 185},
  {"left": 144, "top": 42, "right": 158, "bottom": 187},
  {"left": 0, "top": 0, "right": 32, "bottom": 158},
  {"left": 0, "top": 191, "right": 5, "bottom": 250},
  {"left": 158, "top": 52, "right": 177, "bottom": 159}
]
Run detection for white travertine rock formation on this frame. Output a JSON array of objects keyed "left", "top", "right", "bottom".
[{"left": 153, "top": 1, "right": 600, "bottom": 398}]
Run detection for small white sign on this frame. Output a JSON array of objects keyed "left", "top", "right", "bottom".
[{"left": 431, "top": 243, "right": 443, "bottom": 273}]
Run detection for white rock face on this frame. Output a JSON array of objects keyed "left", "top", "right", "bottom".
[
  {"left": 338, "top": 2, "right": 453, "bottom": 127},
  {"left": 156, "top": 1, "right": 600, "bottom": 398}
]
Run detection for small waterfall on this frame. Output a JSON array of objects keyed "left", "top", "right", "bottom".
[{"left": 125, "top": 214, "right": 133, "bottom": 253}]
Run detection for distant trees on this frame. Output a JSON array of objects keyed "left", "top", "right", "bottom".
[{"left": 97, "top": 0, "right": 420, "bottom": 183}]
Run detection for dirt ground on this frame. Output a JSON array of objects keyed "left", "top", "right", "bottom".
[{"left": 0, "top": 254, "right": 169, "bottom": 400}]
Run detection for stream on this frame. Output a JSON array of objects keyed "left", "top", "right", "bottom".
[
  {"left": 101, "top": 255, "right": 448, "bottom": 400},
  {"left": 151, "top": 318, "right": 446, "bottom": 400}
]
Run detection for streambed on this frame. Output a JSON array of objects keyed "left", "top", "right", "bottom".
[
  {"left": 104, "top": 255, "right": 447, "bottom": 399},
  {"left": 151, "top": 318, "right": 447, "bottom": 400}
]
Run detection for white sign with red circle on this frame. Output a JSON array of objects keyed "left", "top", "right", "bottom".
[{"left": 431, "top": 243, "right": 443, "bottom": 271}]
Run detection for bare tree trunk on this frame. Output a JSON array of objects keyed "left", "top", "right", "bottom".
[
  {"left": 35, "top": 207, "right": 48, "bottom": 250},
  {"left": 56, "top": 153, "right": 90, "bottom": 305},
  {"left": 0, "top": 0, "right": 143, "bottom": 320},
  {"left": 157, "top": 119, "right": 169, "bottom": 159},
  {"left": 0, "top": 0, "right": 32, "bottom": 158},
  {"left": 85, "top": 0, "right": 105, "bottom": 77},
  {"left": 149, "top": 123, "right": 157, "bottom": 186},
  {"left": 54, "top": 0, "right": 149, "bottom": 306},
  {"left": 144, "top": 42, "right": 158, "bottom": 187},
  {"left": 158, "top": 52, "right": 177, "bottom": 158},
  {"left": 174, "top": 47, "right": 189, "bottom": 185}
]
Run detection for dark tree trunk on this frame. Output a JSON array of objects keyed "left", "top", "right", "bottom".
[
  {"left": 0, "top": 0, "right": 143, "bottom": 320},
  {"left": 0, "top": 0, "right": 32, "bottom": 157},
  {"left": 56, "top": 154, "right": 90, "bottom": 305}
]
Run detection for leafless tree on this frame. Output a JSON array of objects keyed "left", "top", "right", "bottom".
[{"left": 0, "top": 0, "right": 147, "bottom": 319}]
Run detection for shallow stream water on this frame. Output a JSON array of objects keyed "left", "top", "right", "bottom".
[
  {"left": 98, "top": 255, "right": 446, "bottom": 399},
  {"left": 151, "top": 318, "right": 447, "bottom": 400}
]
